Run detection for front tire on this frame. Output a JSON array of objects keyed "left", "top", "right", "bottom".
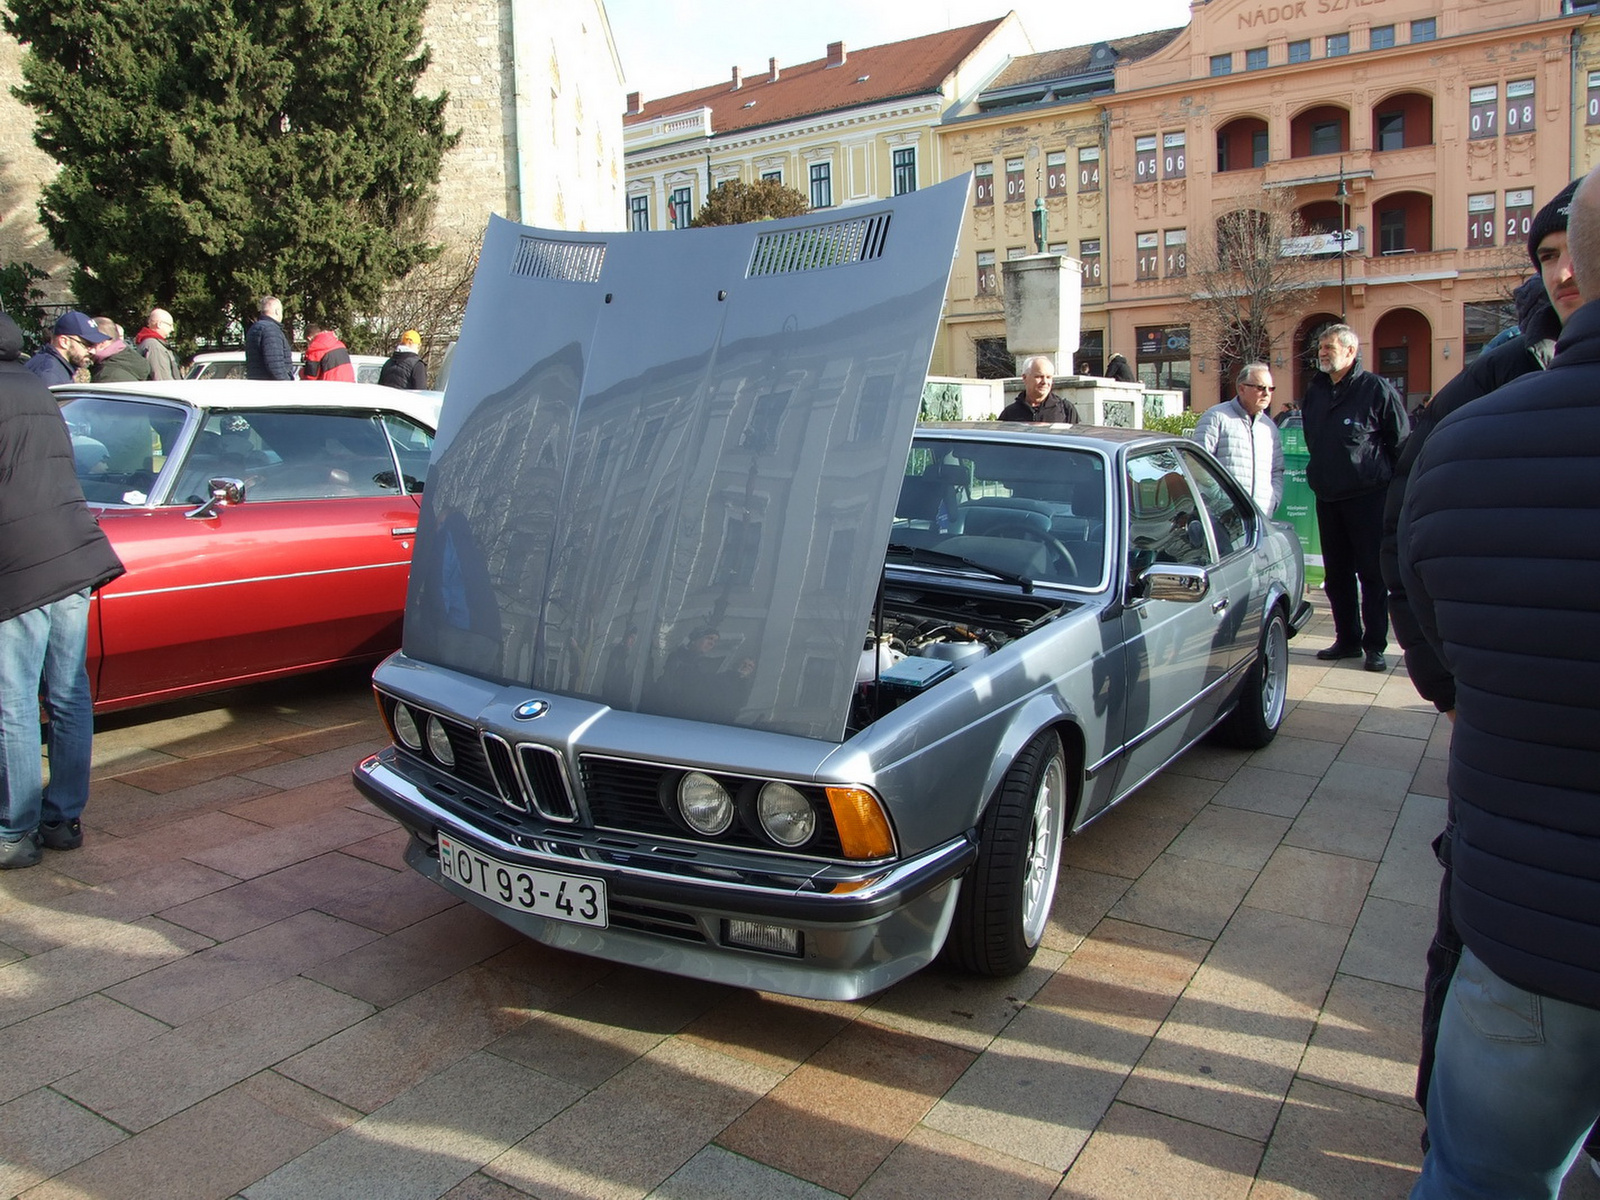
[
  {"left": 944, "top": 732, "right": 1068, "bottom": 976},
  {"left": 1212, "top": 607, "right": 1289, "bottom": 749}
]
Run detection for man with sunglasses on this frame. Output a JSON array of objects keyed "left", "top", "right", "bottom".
[
  {"left": 1192, "top": 362, "right": 1283, "bottom": 516},
  {"left": 24, "top": 312, "right": 107, "bottom": 386}
]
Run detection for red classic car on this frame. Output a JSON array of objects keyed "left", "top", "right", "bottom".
[{"left": 56, "top": 380, "right": 439, "bottom": 712}]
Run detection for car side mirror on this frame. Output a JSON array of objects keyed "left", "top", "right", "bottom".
[
  {"left": 186, "top": 476, "right": 246, "bottom": 520},
  {"left": 1135, "top": 562, "right": 1210, "bottom": 604}
]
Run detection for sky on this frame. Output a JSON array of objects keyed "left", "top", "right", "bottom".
[{"left": 605, "top": 1, "right": 1197, "bottom": 102}]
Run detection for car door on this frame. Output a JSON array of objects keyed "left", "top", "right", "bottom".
[
  {"left": 1177, "top": 446, "right": 1261, "bottom": 680},
  {"left": 1112, "top": 446, "right": 1233, "bottom": 795},
  {"left": 92, "top": 408, "right": 429, "bottom": 709}
]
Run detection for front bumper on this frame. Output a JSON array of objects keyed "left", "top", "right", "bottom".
[{"left": 353, "top": 748, "right": 977, "bottom": 999}]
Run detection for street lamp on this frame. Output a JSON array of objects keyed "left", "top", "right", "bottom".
[{"left": 1336, "top": 158, "right": 1349, "bottom": 323}]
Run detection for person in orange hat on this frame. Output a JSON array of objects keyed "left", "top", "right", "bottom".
[{"left": 379, "top": 329, "right": 428, "bottom": 390}]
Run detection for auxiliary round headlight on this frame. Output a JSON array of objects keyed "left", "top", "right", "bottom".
[
  {"left": 678, "top": 771, "right": 734, "bottom": 836},
  {"left": 758, "top": 782, "right": 816, "bottom": 847},
  {"left": 425, "top": 715, "right": 456, "bottom": 767},
  {"left": 392, "top": 703, "right": 423, "bottom": 751}
]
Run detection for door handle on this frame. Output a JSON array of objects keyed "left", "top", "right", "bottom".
[
  {"left": 391, "top": 526, "right": 418, "bottom": 537},
  {"left": 1211, "top": 598, "right": 1228, "bottom": 615}
]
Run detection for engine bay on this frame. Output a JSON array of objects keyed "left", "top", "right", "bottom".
[{"left": 847, "top": 583, "right": 1068, "bottom": 734}]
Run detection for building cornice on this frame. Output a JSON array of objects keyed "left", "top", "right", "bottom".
[{"left": 627, "top": 97, "right": 946, "bottom": 170}]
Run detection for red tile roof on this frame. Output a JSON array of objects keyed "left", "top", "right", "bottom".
[
  {"left": 987, "top": 27, "right": 1184, "bottom": 91},
  {"left": 626, "top": 18, "right": 1010, "bottom": 136}
]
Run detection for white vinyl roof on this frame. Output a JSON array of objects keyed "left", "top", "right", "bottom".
[{"left": 54, "top": 379, "right": 443, "bottom": 430}]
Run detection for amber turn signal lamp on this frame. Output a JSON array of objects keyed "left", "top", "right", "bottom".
[{"left": 825, "top": 787, "right": 896, "bottom": 860}]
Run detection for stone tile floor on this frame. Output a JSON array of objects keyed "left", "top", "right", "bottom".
[{"left": 3, "top": 609, "right": 1599, "bottom": 1199}]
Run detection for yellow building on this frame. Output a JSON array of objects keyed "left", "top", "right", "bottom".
[
  {"left": 622, "top": 18, "right": 1028, "bottom": 233},
  {"left": 1101, "top": 0, "right": 1588, "bottom": 409},
  {"left": 934, "top": 30, "right": 1183, "bottom": 378}
]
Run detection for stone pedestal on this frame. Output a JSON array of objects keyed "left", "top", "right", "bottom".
[{"left": 1000, "top": 254, "right": 1081, "bottom": 369}]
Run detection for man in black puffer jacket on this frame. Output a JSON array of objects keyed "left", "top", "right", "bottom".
[
  {"left": 1381, "top": 179, "right": 1583, "bottom": 1135},
  {"left": 1399, "top": 164, "right": 1600, "bottom": 1200},
  {"left": 0, "top": 312, "right": 124, "bottom": 869}
]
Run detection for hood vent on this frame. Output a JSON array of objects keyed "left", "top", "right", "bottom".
[
  {"left": 747, "top": 212, "right": 891, "bottom": 276},
  {"left": 512, "top": 236, "right": 606, "bottom": 283}
]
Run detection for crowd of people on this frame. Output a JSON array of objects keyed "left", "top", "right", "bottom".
[{"left": 19, "top": 296, "right": 431, "bottom": 390}]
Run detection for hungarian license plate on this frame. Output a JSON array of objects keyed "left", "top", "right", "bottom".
[{"left": 436, "top": 834, "right": 606, "bottom": 927}]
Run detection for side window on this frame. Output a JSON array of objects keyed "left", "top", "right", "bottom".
[
  {"left": 1127, "top": 449, "right": 1212, "bottom": 570},
  {"left": 1179, "top": 449, "right": 1250, "bottom": 558},
  {"left": 381, "top": 414, "right": 435, "bottom": 494},
  {"left": 178, "top": 410, "right": 406, "bottom": 502}
]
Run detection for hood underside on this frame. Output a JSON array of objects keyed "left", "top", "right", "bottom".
[{"left": 403, "top": 178, "right": 968, "bottom": 741}]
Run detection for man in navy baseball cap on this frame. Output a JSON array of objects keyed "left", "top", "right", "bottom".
[{"left": 25, "top": 311, "right": 109, "bottom": 386}]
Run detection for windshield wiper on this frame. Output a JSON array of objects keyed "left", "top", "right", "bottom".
[{"left": 887, "top": 543, "right": 1034, "bottom": 594}]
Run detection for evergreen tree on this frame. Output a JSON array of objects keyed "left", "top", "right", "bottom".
[
  {"left": 4, "top": 0, "right": 457, "bottom": 343},
  {"left": 691, "top": 179, "right": 810, "bottom": 228}
]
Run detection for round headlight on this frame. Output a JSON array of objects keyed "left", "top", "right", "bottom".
[
  {"left": 678, "top": 771, "right": 734, "bottom": 836},
  {"left": 425, "top": 715, "right": 456, "bottom": 767},
  {"left": 392, "top": 704, "right": 423, "bottom": 751},
  {"left": 758, "top": 782, "right": 816, "bottom": 847}
]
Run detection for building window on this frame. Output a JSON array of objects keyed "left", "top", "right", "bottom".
[
  {"left": 1411, "top": 17, "right": 1437, "bottom": 42},
  {"left": 1046, "top": 151, "right": 1068, "bottom": 196},
  {"left": 1590, "top": 71, "right": 1600, "bottom": 126},
  {"left": 1134, "top": 135, "right": 1158, "bottom": 183},
  {"left": 1210, "top": 53, "right": 1232, "bottom": 76},
  {"left": 1506, "top": 79, "right": 1535, "bottom": 133},
  {"left": 1370, "top": 25, "right": 1395, "bottom": 50},
  {"left": 1376, "top": 112, "right": 1405, "bottom": 151},
  {"left": 1309, "top": 121, "right": 1342, "bottom": 156},
  {"left": 1245, "top": 46, "right": 1268, "bottom": 70},
  {"left": 1287, "top": 39, "right": 1311, "bottom": 63},
  {"left": 1326, "top": 33, "right": 1349, "bottom": 57},
  {"left": 1164, "top": 229, "right": 1188, "bottom": 277},
  {"left": 1163, "top": 132, "right": 1187, "bottom": 180},
  {"left": 669, "top": 186, "right": 692, "bottom": 230},
  {"left": 892, "top": 147, "right": 916, "bottom": 196},
  {"left": 1469, "top": 85, "right": 1498, "bottom": 138},
  {"left": 628, "top": 194, "right": 649, "bottom": 232},
  {"left": 1136, "top": 231, "right": 1159, "bottom": 281},
  {"left": 1080, "top": 238, "right": 1102, "bottom": 287},
  {"left": 1463, "top": 300, "right": 1514, "bottom": 365},
  {"left": 1506, "top": 189, "right": 1533, "bottom": 243},
  {"left": 809, "top": 162, "right": 832, "bottom": 209},
  {"left": 1252, "top": 129, "right": 1269, "bottom": 167},
  {"left": 1379, "top": 207, "right": 1407, "bottom": 254},
  {"left": 1005, "top": 157, "right": 1025, "bottom": 203},
  {"left": 761, "top": 169, "right": 783, "bottom": 183},
  {"left": 974, "top": 336, "right": 1014, "bottom": 379},
  {"left": 1467, "top": 193, "right": 1496, "bottom": 248},
  {"left": 1078, "top": 146, "right": 1101, "bottom": 192},
  {"left": 975, "top": 161, "right": 994, "bottom": 206},
  {"left": 976, "top": 250, "right": 997, "bottom": 297}
]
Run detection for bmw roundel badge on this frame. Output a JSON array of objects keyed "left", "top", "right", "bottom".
[{"left": 513, "top": 699, "right": 550, "bottom": 720}]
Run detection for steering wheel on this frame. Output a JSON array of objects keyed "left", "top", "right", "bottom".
[{"left": 987, "top": 521, "right": 1079, "bottom": 578}]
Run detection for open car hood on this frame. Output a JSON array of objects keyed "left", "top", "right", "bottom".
[{"left": 403, "top": 178, "right": 968, "bottom": 741}]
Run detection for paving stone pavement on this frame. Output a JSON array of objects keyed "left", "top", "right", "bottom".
[{"left": 4, "top": 614, "right": 1600, "bottom": 1200}]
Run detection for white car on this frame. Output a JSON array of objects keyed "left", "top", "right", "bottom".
[{"left": 186, "top": 349, "right": 390, "bottom": 385}]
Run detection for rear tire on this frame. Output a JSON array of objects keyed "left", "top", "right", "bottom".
[
  {"left": 1212, "top": 607, "right": 1289, "bottom": 749},
  {"left": 944, "top": 732, "right": 1068, "bottom": 976}
]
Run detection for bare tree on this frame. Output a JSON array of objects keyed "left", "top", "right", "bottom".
[
  {"left": 1184, "top": 189, "right": 1325, "bottom": 372},
  {"left": 348, "top": 234, "right": 482, "bottom": 362}
]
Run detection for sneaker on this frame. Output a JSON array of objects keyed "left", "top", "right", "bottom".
[
  {"left": 0, "top": 833, "right": 42, "bottom": 870},
  {"left": 39, "top": 819, "right": 83, "bottom": 850}
]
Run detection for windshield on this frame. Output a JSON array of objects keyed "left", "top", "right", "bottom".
[
  {"left": 58, "top": 395, "right": 191, "bottom": 506},
  {"left": 891, "top": 438, "right": 1110, "bottom": 590}
]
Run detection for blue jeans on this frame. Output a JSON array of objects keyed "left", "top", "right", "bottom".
[
  {"left": 0, "top": 590, "right": 93, "bottom": 838},
  {"left": 1412, "top": 946, "right": 1600, "bottom": 1200}
]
